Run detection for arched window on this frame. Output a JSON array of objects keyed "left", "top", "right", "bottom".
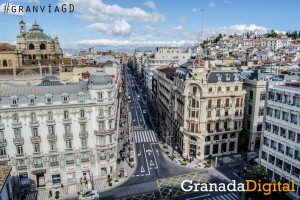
[
  {"left": 64, "top": 111, "right": 69, "bottom": 119},
  {"left": 217, "top": 86, "right": 221, "bottom": 92},
  {"left": 222, "top": 134, "right": 228, "bottom": 139},
  {"left": 205, "top": 136, "right": 211, "bottom": 142},
  {"left": 191, "top": 99, "right": 199, "bottom": 108},
  {"left": 214, "top": 135, "right": 219, "bottom": 141},
  {"left": 230, "top": 133, "right": 236, "bottom": 138},
  {"left": 40, "top": 43, "right": 46, "bottom": 50},
  {"left": 225, "top": 99, "right": 230, "bottom": 107},
  {"left": 2, "top": 60, "right": 7, "bottom": 67},
  {"left": 234, "top": 85, "right": 238, "bottom": 91},
  {"left": 240, "top": 98, "right": 243, "bottom": 105},
  {"left": 236, "top": 98, "right": 240, "bottom": 106},
  {"left": 41, "top": 54, "right": 44, "bottom": 59},
  {"left": 208, "top": 87, "right": 212, "bottom": 92},
  {"left": 226, "top": 86, "right": 230, "bottom": 91},
  {"left": 217, "top": 99, "right": 221, "bottom": 107},
  {"left": 192, "top": 86, "right": 197, "bottom": 94},
  {"left": 208, "top": 99, "right": 212, "bottom": 108},
  {"left": 29, "top": 55, "right": 32, "bottom": 59},
  {"left": 190, "top": 136, "right": 197, "bottom": 141},
  {"left": 33, "top": 54, "right": 36, "bottom": 60},
  {"left": 45, "top": 54, "right": 48, "bottom": 59},
  {"left": 29, "top": 43, "right": 35, "bottom": 50}
]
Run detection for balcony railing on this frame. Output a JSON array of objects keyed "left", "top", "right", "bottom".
[
  {"left": 63, "top": 133, "right": 73, "bottom": 140},
  {"left": 18, "top": 165, "right": 28, "bottom": 170},
  {"left": 47, "top": 134, "right": 57, "bottom": 142},
  {"left": 13, "top": 137, "right": 24, "bottom": 144},
  {"left": 81, "top": 158, "right": 90, "bottom": 163},
  {"left": 0, "top": 139, "right": 7, "bottom": 147},
  {"left": 78, "top": 117, "right": 88, "bottom": 123},
  {"left": 50, "top": 161, "right": 60, "bottom": 166},
  {"left": 29, "top": 121, "right": 39, "bottom": 127},
  {"left": 96, "top": 115, "right": 106, "bottom": 121},
  {"left": 66, "top": 160, "right": 75, "bottom": 165},
  {"left": 46, "top": 120, "right": 56, "bottom": 126},
  {"left": 12, "top": 121, "right": 22, "bottom": 128},
  {"left": 62, "top": 118, "right": 72, "bottom": 124},
  {"left": 34, "top": 164, "right": 43, "bottom": 168},
  {"left": 94, "top": 129, "right": 115, "bottom": 136},
  {"left": 79, "top": 131, "right": 88, "bottom": 138},
  {"left": 31, "top": 136, "right": 41, "bottom": 143}
]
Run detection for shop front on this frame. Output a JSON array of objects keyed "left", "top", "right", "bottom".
[
  {"left": 189, "top": 137, "right": 198, "bottom": 158},
  {"left": 19, "top": 172, "right": 29, "bottom": 187},
  {"left": 31, "top": 169, "right": 46, "bottom": 187},
  {"left": 67, "top": 172, "right": 77, "bottom": 183}
]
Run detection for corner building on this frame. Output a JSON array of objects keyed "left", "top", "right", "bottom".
[
  {"left": 0, "top": 70, "right": 118, "bottom": 188},
  {"left": 173, "top": 58, "right": 246, "bottom": 159}
]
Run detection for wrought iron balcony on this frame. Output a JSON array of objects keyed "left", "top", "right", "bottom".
[
  {"left": 78, "top": 117, "right": 88, "bottom": 123},
  {"left": 34, "top": 164, "right": 43, "bottom": 168},
  {"left": 46, "top": 120, "right": 56, "bottom": 126},
  {"left": 66, "top": 160, "right": 75, "bottom": 165},
  {"left": 96, "top": 115, "right": 106, "bottom": 121},
  {"left": 29, "top": 121, "right": 39, "bottom": 127},
  {"left": 94, "top": 129, "right": 115, "bottom": 136},
  {"left": 13, "top": 137, "right": 24, "bottom": 145},
  {"left": 81, "top": 158, "right": 90, "bottom": 163},
  {"left": 50, "top": 161, "right": 60, "bottom": 166},
  {"left": 0, "top": 139, "right": 7, "bottom": 147},
  {"left": 63, "top": 133, "right": 73, "bottom": 140},
  {"left": 79, "top": 131, "right": 88, "bottom": 138},
  {"left": 47, "top": 134, "right": 57, "bottom": 142},
  {"left": 31, "top": 136, "right": 41, "bottom": 143},
  {"left": 62, "top": 118, "right": 72, "bottom": 124},
  {"left": 12, "top": 121, "right": 22, "bottom": 129},
  {"left": 18, "top": 165, "right": 27, "bottom": 170}
]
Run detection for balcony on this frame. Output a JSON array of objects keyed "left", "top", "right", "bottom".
[
  {"left": 108, "top": 114, "right": 115, "bottom": 119},
  {"left": 66, "top": 160, "right": 75, "bottom": 165},
  {"left": 29, "top": 121, "right": 39, "bottom": 127},
  {"left": 34, "top": 164, "right": 43, "bottom": 168},
  {"left": 94, "top": 129, "right": 115, "bottom": 136},
  {"left": 31, "top": 136, "right": 41, "bottom": 143},
  {"left": 18, "top": 165, "right": 28, "bottom": 170},
  {"left": 13, "top": 137, "right": 24, "bottom": 145},
  {"left": 62, "top": 118, "right": 72, "bottom": 124},
  {"left": 12, "top": 121, "right": 22, "bottom": 129},
  {"left": 224, "top": 104, "right": 232, "bottom": 108},
  {"left": 96, "top": 115, "right": 106, "bottom": 121},
  {"left": 63, "top": 133, "right": 73, "bottom": 140},
  {"left": 47, "top": 134, "right": 57, "bottom": 142},
  {"left": 78, "top": 117, "right": 88, "bottom": 123},
  {"left": 0, "top": 123, "right": 4, "bottom": 129},
  {"left": 81, "top": 158, "right": 90, "bottom": 163},
  {"left": 16, "top": 153, "right": 25, "bottom": 158},
  {"left": 79, "top": 131, "right": 88, "bottom": 138},
  {"left": 33, "top": 152, "right": 41, "bottom": 156},
  {"left": 50, "top": 161, "right": 60, "bottom": 167},
  {"left": 46, "top": 120, "right": 56, "bottom": 126},
  {"left": 0, "top": 139, "right": 7, "bottom": 147},
  {"left": 207, "top": 105, "right": 213, "bottom": 109}
]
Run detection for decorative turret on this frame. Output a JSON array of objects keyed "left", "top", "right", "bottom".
[{"left": 19, "top": 20, "right": 26, "bottom": 37}]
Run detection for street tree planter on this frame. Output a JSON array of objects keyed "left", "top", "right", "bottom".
[
  {"left": 55, "top": 191, "right": 60, "bottom": 199},
  {"left": 107, "top": 178, "right": 113, "bottom": 187}
]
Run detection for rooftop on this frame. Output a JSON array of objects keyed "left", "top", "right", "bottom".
[{"left": 0, "top": 165, "right": 12, "bottom": 193}]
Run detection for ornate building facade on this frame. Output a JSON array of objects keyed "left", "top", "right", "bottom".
[
  {"left": 172, "top": 57, "right": 246, "bottom": 160},
  {"left": 0, "top": 70, "right": 119, "bottom": 188}
]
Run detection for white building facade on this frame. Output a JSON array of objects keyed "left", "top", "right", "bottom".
[{"left": 0, "top": 70, "right": 119, "bottom": 188}]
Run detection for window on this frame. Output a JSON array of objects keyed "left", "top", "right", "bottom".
[
  {"left": 288, "top": 130, "right": 296, "bottom": 141},
  {"left": 213, "top": 135, "right": 219, "bottom": 141},
  {"left": 46, "top": 97, "right": 52, "bottom": 104},
  {"left": 97, "top": 93, "right": 103, "bottom": 100},
  {"left": 12, "top": 99, "right": 18, "bottom": 105},
  {"left": 48, "top": 111, "right": 53, "bottom": 120},
  {"left": 29, "top": 43, "right": 35, "bottom": 50},
  {"left": 52, "top": 174, "right": 61, "bottom": 184},
  {"left": 208, "top": 87, "right": 212, "bottom": 92},
  {"left": 2, "top": 60, "right": 8, "bottom": 67},
  {"left": 208, "top": 100, "right": 212, "bottom": 108},
  {"left": 213, "top": 144, "right": 218, "bottom": 154},
  {"left": 291, "top": 114, "right": 298, "bottom": 125},
  {"left": 282, "top": 112, "right": 288, "bottom": 122},
  {"left": 230, "top": 133, "right": 236, "bottom": 138},
  {"left": 280, "top": 128, "right": 286, "bottom": 138},
  {"left": 17, "top": 145, "right": 23, "bottom": 154},
  {"left": 248, "top": 105, "right": 252, "bottom": 115},
  {"left": 205, "top": 136, "right": 211, "bottom": 142},
  {"left": 99, "top": 108, "right": 104, "bottom": 116},
  {"left": 229, "top": 142, "right": 235, "bottom": 151},
  {"left": 48, "top": 126, "right": 55, "bottom": 135},
  {"left": 257, "top": 124, "right": 262, "bottom": 132},
  {"left": 225, "top": 99, "right": 230, "bottom": 107},
  {"left": 29, "top": 98, "right": 35, "bottom": 105},
  {"left": 49, "top": 142, "right": 56, "bottom": 151},
  {"left": 273, "top": 125, "right": 279, "bottom": 134},
  {"left": 64, "top": 111, "right": 69, "bottom": 119},
  {"left": 258, "top": 108, "right": 264, "bottom": 116},
  {"left": 207, "top": 111, "right": 211, "bottom": 118},
  {"left": 80, "top": 124, "right": 86, "bottom": 132},
  {"left": 66, "top": 140, "right": 72, "bottom": 149},
  {"left": 217, "top": 86, "right": 221, "bottom": 92},
  {"left": 99, "top": 122, "right": 105, "bottom": 131},
  {"left": 267, "top": 107, "right": 273, "bottom": 117},
  {"left": 40, "top": 43, "right": 46, "bottom": 50},
  {"left": 0, "top": 131, "right": 4, "bottom": 141},
  {"left": 80, "top": 110, "right": 85, "bottom": 118},
  {"left": 63, "top": 96, "right": 68, "bottom": 102},
  {"left": 260, "top": 93, "right": 266, "bottom": 101},
  {"left": 81, "top": 139, "right": 87, "bottom": 148},
  {"left": 66, "top": 154, "right": 74, "bottom": 164},
  {"left": 226, "top": 87, "right": 230, "bottom": 91},
  {"left": 64, "top": 125, "right": 71, "bottom": 134},
  {"left": 0, "top": 148, "right": 6, "bottom": 156},
  {"left": 30, "top": 112, "right": 37, "bottom": 121},
  {"left": 109, "top": 120, "right": 114, "bottom": 129},
  {"left": 99, "top": 137, "right": 105, "bottom": 146},
  {"left": 249, "top": 91, "right": 253, "bottom": 100},
  {"left": 81, "top": 152, "right": 89, "bottom": 162},
  {"left": 32, "top": 128, "right": 38, "bottom": 137},
  {"left": 78, "top": 95, "right": 85, "bottom": 102},
  {"left": 234, "top": 86, "right": 238, "bottom": 91},
  {"left": 33, "top": 143, "right": 40, "bottom": 153},
  {"left": 204, "top": 146, "right": 210, "bottom": 155},
  {"left": 222, "top": 134, "right": 228, "bottom": 139},
  {"left": 275, "top": 109, "right": 280, "bottom": 119},
  {"left": 192, "top": 86, "right": 197, "bottom": 94},
  {"left": 216, "top": 99, "right": 221, "bottom": 108}
]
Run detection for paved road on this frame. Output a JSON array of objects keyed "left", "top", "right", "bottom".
[{"left": 99, "top": 67, "right": 246, "bottom": 200}]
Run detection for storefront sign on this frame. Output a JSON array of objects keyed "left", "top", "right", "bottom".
[{"left": 66, "top": 166, "right": 76, "bottom": 171}]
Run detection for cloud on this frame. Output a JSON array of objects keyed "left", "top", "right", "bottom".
[
  {"left": 171, "top": 25, "right": 184, "bottom": 31},
  {"left": 143, "top": 1, "right": 156, "bottom": 10},
  {"left": 192, "top": 8, "right": 199, "bottom": 12},
  {"left": 0, "top": 3, "right": 25, "bottom": 15},
  {"left": 58, "top": 0, "right": 165, "bottom": 23},
  {"left": 208, "top": 3, "right": 216, "bottom": 7},
  {"left": 179, "top": 16, "right": 185, "bottom": 23},
  {"left": 87, "top": 20, "right": 132, "bottom": 36},
  {"left": 62, "top": 39, "right": 195, "bottom": 49},
  {"left": 224, "top": 0, "right": 231, "bottom": 4}
]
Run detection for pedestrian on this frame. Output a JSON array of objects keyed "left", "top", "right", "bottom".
[
  {"left": 49, "top": 190, "right": 52, "bottom": 198},
  {"left": 85, "top": 179, "right": 88, "bottom": 186},
  {"left": 80, "top": 177, "right": 82, "bottom": 185},
  {"left": 61, "top": 183, "right": 64, "bottom": 188}
]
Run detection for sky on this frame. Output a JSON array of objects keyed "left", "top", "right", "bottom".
[{"left": 0, "top": 0, "right": 300, "bottom": 51}]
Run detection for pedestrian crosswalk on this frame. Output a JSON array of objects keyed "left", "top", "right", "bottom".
[
  {"left": 134, "top": 130, "right": 157, "bottom": 143},
  {"left": 204, "top": 193, "right": 239, "bottom": 200}
]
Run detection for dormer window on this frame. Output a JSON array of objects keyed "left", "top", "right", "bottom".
[
  {"left": 62, "top": 93, "right": 69, "bottom": 103},
  {"left": 225, "top": 74, "right": 230, "bottom": 81},
  {"left": 233, "top": 73, "right": 239, "bottom": 81},
  {"left": 28, "top": 95, "right": 36, "bottom": 105},
  {"left": 10, "top": 96, "right": 18, "bottom": 107},
  {"left": 78, "top": 92, "right": 85, "bottom": 102},
  {"left": 45, "top": 94, "right": 53, "bottom": 104},
  {"left": 97, "top": 93, "right": 103, "bottom": 100},
  {"left": 216, "top": 74, "right": 222, "bottom": 82}
]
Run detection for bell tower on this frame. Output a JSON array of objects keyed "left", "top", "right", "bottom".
[{"left": 19, "top": 20, "right": 26, "bottom": 37}]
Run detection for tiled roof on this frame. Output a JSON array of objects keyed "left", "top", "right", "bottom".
[
  {"left": 0, "top": 165, "right": 12, "bottom": 193},
  {"left": 0, "top": 43, "right": 16, "bottom": 51},
  {"left": 157, "top": 66, "right": 178, "bottom": 76},
  {"left": 207, "top": 71, "right": 242, "bottom": 83}
]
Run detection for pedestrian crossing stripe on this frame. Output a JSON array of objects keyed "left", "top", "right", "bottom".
[
  {"left": 134, "top": 130, "right": 157, "bottom": 143},
  {"left": 204, "top": 193, "right": 239, "bottom": 200}
]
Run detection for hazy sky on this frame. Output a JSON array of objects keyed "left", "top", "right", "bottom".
[{"left": 1, "top": 0, "right": 299, "bottom": 50}]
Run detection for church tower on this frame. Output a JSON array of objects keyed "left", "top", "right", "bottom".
[{"left": 19, "top": 20, "right": 26, "bottom": 37}]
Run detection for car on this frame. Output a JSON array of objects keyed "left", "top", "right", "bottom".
[
  {"left": 143, "top": 110, "right": 146, "bottom": 114},
  {"left": 78, "top": 190, "right": 99, "bottom": 200}
]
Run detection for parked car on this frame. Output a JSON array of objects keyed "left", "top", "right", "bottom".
[{"left": 78, "top": 190, "right": 99, "bottom": 200}]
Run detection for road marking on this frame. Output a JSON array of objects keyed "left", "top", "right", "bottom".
[
  {"left": 137, "top": 150, "right": 141, "bottom": 157},
  {"left": 141, "top": 166, "right": 145, "bottom": 173},
  {"left": 146, "top": 149, "right": 152, "bottom": 156},
  {"left": 143, "top": 144, "right": 150, "bottom": 176},
  {"left": 141, "top": 131, "right": 146, "bottom": 142},
  {"left": 150, "top": 160, "right": 154, "bottom": 166},
  {"left": 150, "top": 144, "right": 159, "bottom": 169},
  {"left": 186, "top": 194, "right": 210, "bottom": 200},
  {"left": 136, "top": 175, "right": 140, "bottom": 176}
]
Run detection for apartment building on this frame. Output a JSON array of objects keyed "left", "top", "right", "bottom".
[
  {"left": 0, "top": 70, "right": 119, "bottom": 188},
  {"left": 261, "top": 38, "right": 291, "bottom": 50},
  {"left": 172, "top": 57, "right": 246, "bottom": 159},
  {"left": 260, "top": 82, "right": 300, "bottom": 199}
]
